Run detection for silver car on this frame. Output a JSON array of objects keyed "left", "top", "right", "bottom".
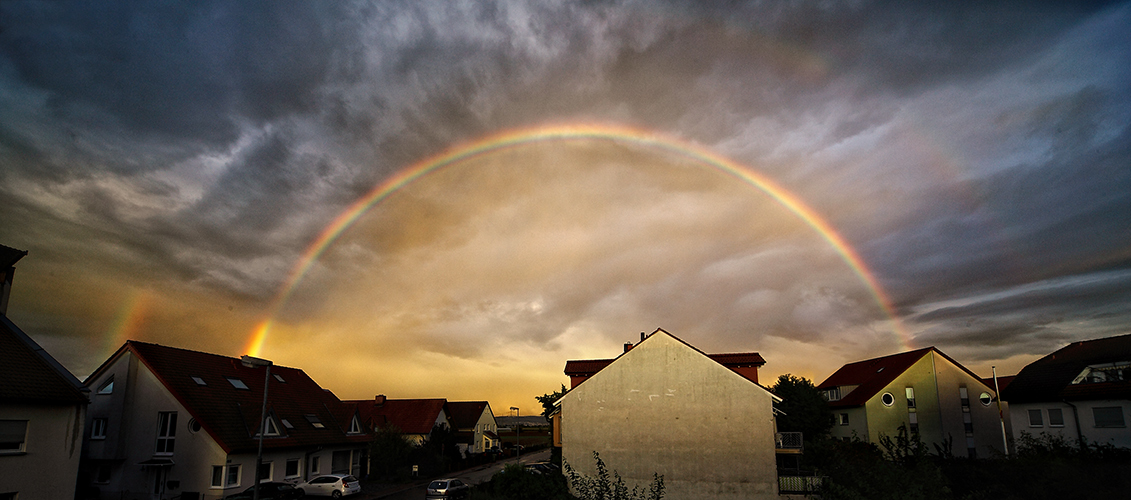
[
  {"left": 425, "top": 478, "right": 470, "bottom": 499},
  {"left": 298, "top": 474, "right": 361, "bottom": 498}
]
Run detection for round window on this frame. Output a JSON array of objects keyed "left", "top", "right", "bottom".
[
  {"left": 188, "top": 418, "right": 202, "bottom": 433},
  {"left": 881, "top": 392, "right": 895, "bottom": 406},
  {"left": 979, "top": 392, "right": 992, "bottom": 406}
]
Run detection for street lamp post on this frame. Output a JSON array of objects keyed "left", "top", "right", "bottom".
[
  {"left": 242, "top": 355, "right": 273, "bottom": 500},
  {"left": 510, "top": 406, "right": 520, "bottom": 456}
]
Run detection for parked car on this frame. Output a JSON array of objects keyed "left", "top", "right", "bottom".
[
  {"left": 223, "top": 481, "right": 304, "bottom": 499},
  {"left": 425, "top": 478, "right": 470, "bottom": 499},
  {"left": 297, "top": 474, "right": 360, "bottom": 498},
  {"left": 524, "top": 462, "right": 558, "bottom": 475}
]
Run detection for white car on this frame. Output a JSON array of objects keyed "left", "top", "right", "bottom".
[{"left": 297, "top": 474, "right": 361, "bottom": 498}]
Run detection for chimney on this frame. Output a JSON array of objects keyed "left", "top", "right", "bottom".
[
  {"left": 374, "top": 394, "right": 386, "bottom": 407},
  {"left": 640, "top": 331, "right": 646, "bottom": 342},
  {"left": 624, "top": 342, "right": 633, "bottom": 353}
]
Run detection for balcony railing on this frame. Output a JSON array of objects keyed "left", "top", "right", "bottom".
[{"left": 779, "top": 475, "right": 826, "bottom": 494}]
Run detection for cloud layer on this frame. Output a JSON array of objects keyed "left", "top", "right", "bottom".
[{"left": 1, "top": 0, "right": 1128, "bottom": 409}]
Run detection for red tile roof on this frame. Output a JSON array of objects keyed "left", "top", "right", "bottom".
[
  {"left": 563, "top": 328, "right": 767, "bottom": 385},
  {"left": 1001, "top": 334, "right": 1131, "bottom": 404},
  {"left": 91, "top": 341, "right": 366, "bottom": 454},
  {"left": 1, "top": 315, "right": 88, "bottom": 404},
  {"left": 446, "top": 401, "right": 491, "bottom": 431},
  {"left": 349, "top": 398, "right": 448, "bottom": 435},
  {"left": 818, "top": 347, "right": 991, "bottom": 408}
]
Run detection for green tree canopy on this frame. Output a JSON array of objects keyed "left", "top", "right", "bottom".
[
  {"left": 536, "top": 384, "right": 568, "bottom": 421},
  {"left": 771, "top": 374, "right": 833, "bottom": 441}
]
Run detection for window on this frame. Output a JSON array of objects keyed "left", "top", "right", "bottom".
[
  {"left": 881, "top": 392, "right": 895, "bottom": 406},
  {"left": 258, "top": 461, "right": 272, "bottom": 481},
  {"left": 285, "top": 459, "right": 300, "bottom": 478},
  {"left": 349, "top": 415, "right": 361, "bottom": 434},
  {"left": 905, "top": 387, "right": 916, "bottom": 408},
  {"left": 226, "top": 378, "right": 249, "bottom": 390},
  {"left": 839, "top": 413, "right": 849, "bottom": 426},
  {"left": 959, "top": 387, "right": 970, "bottom": 411},
  {"left": 91, "top": 418, "right": 107, "bottom": 439},
  {"left": 963, "top": 412, "right": 973, "bottom": 435},
  {"left": 191, "top": 376, "right": 207, "bottom": 386},
  {"left": 0, "top": 420, "right": 28, "bottom": 453},
  {"left": 966, "top": 437, "right": 977, "bottom": 459},
  {"left": 1093, "top": 407, "right": 1126, "bottom": 428},
  {"left": 211, "top": 464, "right": 241, "bottom": 488},
  {"left": 98, "top": 377, "right": 114, "bottom": 394},
  {"left": 273, "top": 373, "right": 286, "bottom": 383},
  {"left": 1028, "top": 409, "right": 1044, "bottom": 427},
  {"left": 1072, "top": 362, "right": 1131, "bottom": 384},
  {"left": 305, "top": 414, "right": 325, "bottom": 429},
  {"left": 155, "top": 412, "right": 177, "bottom": 454},
  {"left": 825, "top": 387, "right": 841, "bottom": 401},
  {"left": 908, "top": 412, "right": 919, "bottom": 434},
  {"left": 310, "top": 455, "right": 321, "bottom": 474},
  {"left": 281, "top": 418, "right": 294, "bottom": 429},
  {"left": 257, "top": 417, "right": 280, "bottom": 437},
  {"left": 1048, "top": 408, "right": 1065, "bottom": 427},
  {"left": 979, "top": 392, "right": 993, "bottom": 406}
]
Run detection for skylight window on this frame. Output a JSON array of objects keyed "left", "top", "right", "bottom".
[
  {"left": 97, "top": 378, "right": 114, "bottom": 395},
  {"left": 1072, "top": 362, "right": 1131, "bottom": 385},
  {"left": 273, "top": 374, "right": 286, "bottom": 383},
  {"left": 281, "top": 419, "right": 294, "bottom": 429},
  {"left": 227, "top": 378, "right": 249, "bottom": 390},
  {"left": 191, "top": 376, "right": 207, "bottom": 386},
  {"left": 305, "top": 414, "right": 325, "bottom": 429}
]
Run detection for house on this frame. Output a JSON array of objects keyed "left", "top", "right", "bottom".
[
  {"left": 80, "top": 341, "right": 369, "bottom": 500},
  {"left": 817, "top": 347, "right": 1007, "bottom": 458},
  {"left": 446, "top": 401, "right": 498, "bottom": 455},
  {"left": 350, "top": 395, "right": 451, "bottom": 445},
  {"left": 557, "top": 328, "right": 781, "bottom": 500},
  {"left": 1, "top": 244, "right": 90, "bottom": 500},
  {"left": 1000, "top": 334, "right": 1131, "bottom": 449}
]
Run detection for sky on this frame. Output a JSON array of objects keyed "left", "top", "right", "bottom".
[{"left": 1, "top": 1, "right": 1129, "bottom": 415}]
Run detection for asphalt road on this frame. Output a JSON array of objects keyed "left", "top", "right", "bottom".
[{"left": 373, "top": 449, "right": 552, "bottom": 500}]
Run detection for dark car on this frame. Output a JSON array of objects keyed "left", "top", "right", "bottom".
[
  {"left": 425, "top": 478, "right": 470, "bottom": 499},
  {"left": 223, "top": 481, "right": 304, "bottom": 499}
]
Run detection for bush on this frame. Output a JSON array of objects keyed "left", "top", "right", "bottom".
[{"left": 564, "top": 451, "right": 664, "bottom": 500}]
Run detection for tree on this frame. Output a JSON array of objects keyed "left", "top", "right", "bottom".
[
  {"left": 367, "top": 424, "right": 415, "bottom": 478},
  {"left": 536, "top": 384, "right": 568, "bottom": 421},
  {"left": 771, "top": 374, "right": 832, "bottom": 441}
]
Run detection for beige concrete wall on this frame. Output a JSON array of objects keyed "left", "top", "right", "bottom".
[
  {"left": 1011, "top": 400, "right": 1131, "bottom": 450},
  {"left": 560, "top": 333, "right": 779, "bottom": 500},
  {"left": 0, "top": 402, "right": 85, "bottom": 500}
]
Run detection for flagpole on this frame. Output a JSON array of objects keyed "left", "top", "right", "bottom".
[{"left": 993, "top": 366, "right": 1009, "bottom": 457}]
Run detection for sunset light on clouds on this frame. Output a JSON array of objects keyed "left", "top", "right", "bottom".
[{"left": 1, "top": 1, "right": 1129, "bottom": 414}]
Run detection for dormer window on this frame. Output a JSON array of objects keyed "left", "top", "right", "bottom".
[
  {"left": 349, "top": 415, "right": 361, "bottom": 434},
  {"left": 257, "top": 417, "right": 281, "bottom": 437},
  {"left": 1072, "top": 362, "right": 1131, "bottom": 385},
  {"left": 227, "top": 378, "right": 249, "bottom": 390},
  {"left": 97, "top": 377, "right": 114, "bottom": 395},
  {"left": 191, "top": 376, "right": 207, "bottom": 386},
  {"left": 824, "top": 387, "right": 841, "bottom": 401}
]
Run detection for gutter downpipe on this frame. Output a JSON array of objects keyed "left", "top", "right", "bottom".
[{"left": 1062, "top": 400, "right": 1085, "bottom": 451}]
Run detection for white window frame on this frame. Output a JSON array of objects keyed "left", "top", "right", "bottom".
[
  {"left": 155, "top": 412, "right": 176, "bottom": 455},
  {"left": 285, "top": 458, "right": 301, "bottom": 479},
  {"left": 1093, "top": 407, "right": 1126, "bottom": 428},
  {"left": 258, "top": 460, "right": 273, "bottom": 482},
  {"left": 1028, "top": 409, "right": 1044, "bottom": 427},
  {"left": 91, "top": 418, "right": 107, "bottom": 439},
  {"left": 839, "top": 413, "right": 849, "bottom": 426},
  {"left": 310, "top": 455, "right": 321, "bottom": 474},
  {"left": 1048, "top": 408, "right": 1065, "bottom": 427},
  {"left": 349, "top": 415, "right": 361, "bottom": 434},
  {"left": 211, "top": 464, "right": 241, "bottom": 489}
]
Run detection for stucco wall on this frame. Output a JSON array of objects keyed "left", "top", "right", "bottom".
[
  {"left": 0, "top": 402, "right": 85, "bottom": 500},
  {"left": 1010, "top": 400, "right": 1130, "bottom": 449},
  {"left": 560, "top": 333, "right": 779, "bottom": 500}
]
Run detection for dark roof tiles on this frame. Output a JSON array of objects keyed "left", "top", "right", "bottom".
[{"left": 1001, "top": 334, "right": 1131, "bottom": 404}]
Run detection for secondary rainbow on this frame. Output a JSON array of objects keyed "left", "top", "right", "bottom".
[{"left": 245, "top": 123, "right": 908, "bottom": 356}]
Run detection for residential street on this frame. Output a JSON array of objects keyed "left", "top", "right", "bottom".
[{"left": 362, "top": 449, "right": 552, "bottom": 500}]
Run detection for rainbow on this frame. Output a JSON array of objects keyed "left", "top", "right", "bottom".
[{"left": 245, "top": 123, "right": 908, "bottom": 356}]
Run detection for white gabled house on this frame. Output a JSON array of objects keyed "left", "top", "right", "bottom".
[{"left": 80, "top": 341, "right": 368, "bottom": 500}]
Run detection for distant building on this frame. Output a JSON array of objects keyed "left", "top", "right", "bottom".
[
  {"left": 818, "top": 347, "right": 1007, "bottom": 458},
  {"left": 350, "top": 395, "right": 452, "bottom": 445},
  {"left": 80, "top": 341, "right": 368, "bottom": 500},
  {"left": 1001, "top": 334, "right": 1131, "bottom": 449},
  {"left": 446, "top": 401, "right": 499, "bottom": 455},
  {"left": 1, "top": 244, "right": 90, "bottom": 500},
  {"left": 558, "top": 328, "right": 781, "bottom": 500}
]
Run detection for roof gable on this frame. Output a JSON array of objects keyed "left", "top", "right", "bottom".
[
  {"left": 564, "top": 328, "right": 766, "bottom": 385},
  {"left": 120, "top": 341, "right": 364, "bottom": 454},
  {"left": 818, "top": 347, "right": 990, "bottom": 407},
  {"left": 447, "top": 401, "right": 491, "bottom": 430},
  {"left": 1002, "top": 334, "right": 1131, "bottom": 403},
  {"left": 0, "top": 315, "right": 88, "bottom": 404},
  {"left": 351, "top": 398, "right": 448, "bottom": 435}
]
